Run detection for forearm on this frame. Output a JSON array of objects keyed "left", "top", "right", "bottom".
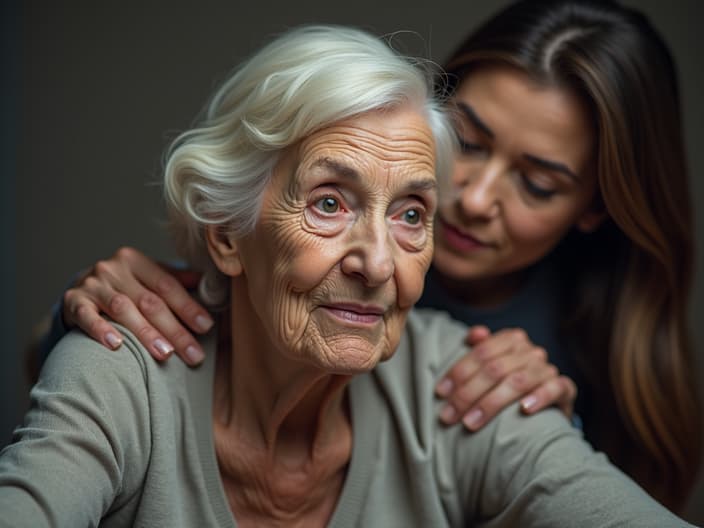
[
  {"left": 1, "top": 331, "right": 150, "bottom": 526},
  {"left": 474, "top": 406, "right": 692, "bottom": 527}
]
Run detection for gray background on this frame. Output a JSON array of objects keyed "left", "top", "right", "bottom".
[{"left": 3, "top": 0, "right": 703, "bottom": 521}]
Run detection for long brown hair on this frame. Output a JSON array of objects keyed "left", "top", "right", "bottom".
[{"left": 441, "top": 0, "right": 701, "bottom": 511}]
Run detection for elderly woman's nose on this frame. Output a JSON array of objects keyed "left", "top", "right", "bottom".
[
  {"left": 456, "top": 161, "right": 503, "bottom": 220},
  {"left": 340, "top": 221, "right": 395, "bottom": 287}
]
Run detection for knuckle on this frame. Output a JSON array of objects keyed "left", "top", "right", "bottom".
[
  {"left": 180, "top": 301, "right": 201, "bottom": 321},
  {"left": 87, "top": 317, "right": 105, "bottom": 337},
  {"left": 74, "top": 303, "right": 92, "bottom": 321},
  {"left": 548, "top": 385, "right": 564, "bottom": 402},
  {"left": 507, "top": 371, "right": 527, "bottom": 391},
  {"left": 484, "top": 358, "right": 505, "bottom": 380},
  {"left": 481, "top": 394, "right": 505, "bottom": 414},
  {"left": 138, "top": 291, "right": 165, "bottom": 316},
  {"left": 108, "top": 293, "right": 131, "bottom": 316},
  {"left": 93, "top": 259, "right": 114, "bottom": 277},
  {"left": 74, "top": 304, "right": 101, "bottom": 334},
  {"left": 532, "top": 347, "right": 548, "bottom": 362},
  {"left": 471, "top": 345, "right": 488, "bottom": 362},
  {"left": 545, "top": 364, "right": 559, "bottom": 378},
  {"left": 511, "top": 328, "right": 528, "bottom": 342},
  {"left": 562, "top": 376, "right": 578, "bottom": 398},
  {"left": 537, "top": 386, "right": 557, "bottom": 405},
  {"left": 448, "top": 356, "right": 476, "bottom": 382},
  {"left": 114, "top": 246, "right": 136, "bottom": 262},
  {"left": 453, "top": 386, "right": 475, "bottom": 408},
  {"left": 154, "top": 274, "right": 180, "bottom": 297},
  {"left": 63, "top": 288, "right": 77, "bottom": 306},
  {"left": 531, "top": 386, "right": 548, "bottom": 401},
  {"left": 82, "top": 275, "right": 101, "bottom": 291},
  {"left": 542, "top": 380, "right": 562, "bottom": 400}
]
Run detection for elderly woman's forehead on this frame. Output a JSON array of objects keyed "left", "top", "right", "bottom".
[
  {"left": 299, "top": 109, "right": 436, "bottom": 163},
  {"left": 328, "top": 107, "right": 433, "bottom": 136}
]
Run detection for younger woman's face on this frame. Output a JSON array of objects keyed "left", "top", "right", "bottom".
[{"left": 433, "top": 64, "right": 603, "bottom": 295}]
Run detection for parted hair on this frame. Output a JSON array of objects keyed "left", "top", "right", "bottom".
[
  {"left": 442, "top": 0, "right": 701, "bottom": 511},
  {"left": 162, "top": 25, "right": 456, "bottom": 305}
]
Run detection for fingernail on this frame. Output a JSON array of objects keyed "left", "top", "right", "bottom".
[
  {"left": 462, "top": 409, "right": 483, "bottom": 430},
  {"left": 154, "top": 338, "right": 174, "bottom": 357},
  {"left": 195, "top": 314, "right": 214, "bottom": 332},
  {"left": 185, "top": 345, "right": 205, "bottom": 365},
  {"left": 105, "top": 332, "right": 122, "bottom": 349},
  {"left": 435, "top": 378, "right": 454, "bottom": 397},
  {"left": 440, "top": 404, "right": 457, "bottom": 423},
  {"left": 521, "top": 395, "right": 538, "bottom": 411}
]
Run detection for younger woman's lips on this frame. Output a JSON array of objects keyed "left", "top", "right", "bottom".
[{"left": 439, "top": 219, "right": 491, "bottom": 253}]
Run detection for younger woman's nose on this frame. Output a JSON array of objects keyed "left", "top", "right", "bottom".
[{"left": 454, "top": 161, "right": 503, "bottom": 220}]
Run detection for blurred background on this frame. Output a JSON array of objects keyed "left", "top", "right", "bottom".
[{"left": 3, "top": 0, "right": 703, "bottom": 522}]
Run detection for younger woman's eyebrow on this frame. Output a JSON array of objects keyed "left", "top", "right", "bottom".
[
  {"left": 456, "top": 102, "right": 579, "bottom": 181},
  {"left": 523, "top": 153, "right": 579, "bottom": 181},
  {"left": 456, "top": 102, "right": 494, "bottom": 139}
]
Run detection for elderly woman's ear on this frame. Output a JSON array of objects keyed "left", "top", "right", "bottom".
[{"left": 205, "top": 225, "right": 244, "bottom": 277}]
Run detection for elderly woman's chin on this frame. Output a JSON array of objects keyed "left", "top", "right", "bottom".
[{"left": 300, "top": 311, "right": 408, "bottom": 374}]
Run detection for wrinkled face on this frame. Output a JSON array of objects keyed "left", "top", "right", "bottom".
[
  {"left": 235, "top": 106, "right": 437, "bottom": 373},
  {"left": 433, "top": 65, "right": 601, "bottom": 286}
]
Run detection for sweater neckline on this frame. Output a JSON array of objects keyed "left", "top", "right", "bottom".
[{"left": 189, "top": 327, "right": 378, "bottom": 527}]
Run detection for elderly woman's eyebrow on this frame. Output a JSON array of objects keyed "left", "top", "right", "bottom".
[
  {"left": 404, "top": 178, "right": 437, "bottom": 193},
  {"left": 310, "top": 157, "right": 437, "bottom": 191},
  {"left": 312, "top": 157, "right": 361, "bottom": 180}
]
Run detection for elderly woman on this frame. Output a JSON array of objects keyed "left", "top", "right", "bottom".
[{"left": 0, "top": 25, "right": 691, "bottom": 527}]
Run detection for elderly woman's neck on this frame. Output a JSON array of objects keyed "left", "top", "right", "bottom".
[
  {"left": 212, "top": 297, "right": 353, "bottom": 524},
  {"left": 212, "top": 296, "right": 353, "bottom": 462}
]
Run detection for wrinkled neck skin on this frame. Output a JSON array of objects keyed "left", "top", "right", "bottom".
[{"left": 212, "top": 276, "right": 353, "bottom": 527}]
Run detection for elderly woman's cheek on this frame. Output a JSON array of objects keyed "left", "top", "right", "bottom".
[
  {"left": 397, "top": 254, "right": 433, "bottom": 309},
  {"left": 250, "top": 219, "right": 316, "bottom": 344},
  {"left": 280, "top": 240, "right": 347, "bottom": 294},
  {"left": 392, "top": 224, "right": 434, "bottom": 309},
  {"left": 273, "top": 290, "right": 312, "bottom": 353}
]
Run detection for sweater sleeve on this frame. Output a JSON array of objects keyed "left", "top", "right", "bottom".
[
  {"left": 466, "top": 404, "right": 693, "bottom": 527},
  {"left": 0, "top": 329, "right": 152, "bottom": 527}
]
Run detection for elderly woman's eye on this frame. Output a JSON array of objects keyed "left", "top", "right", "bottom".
[
  {"left": 402, "top": 208, "right": 421, "bottom": 225},
  {"left": 315, "top": 196, "right": 340, "bottom": 214}
]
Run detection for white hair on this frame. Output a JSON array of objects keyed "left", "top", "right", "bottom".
[{"left": 163, "top": 24, "right": 456, "bottom": 306}]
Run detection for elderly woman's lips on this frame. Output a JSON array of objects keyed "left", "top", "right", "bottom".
[
  {"left": 322, "top": 304, "right": 385, "bottom": 325},
  {"left": 439, "top": 219, "right": 491, "bottom": 252}
]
